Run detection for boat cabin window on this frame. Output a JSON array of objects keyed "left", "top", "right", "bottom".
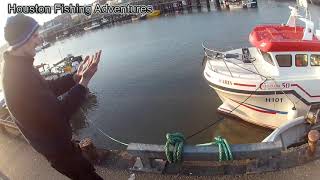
[
  {"left": 311, "top": 54, "right": 320, "bottom": 66},
  {"left": 295, "top": 54, "right": 308, "bottom": 67},
  {"left": 275, "top": 54, "right": 292, "bottom": 67},
  {"left": 261, "top": 52, "right": 275, "bottom": 66}
]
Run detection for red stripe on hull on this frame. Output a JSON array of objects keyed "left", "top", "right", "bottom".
[
  {"left": 230, "top": 99, "right": 276, "bottom": 114},
  {"left": 234, "top": 83, "right": 256, "bottom": 87}
]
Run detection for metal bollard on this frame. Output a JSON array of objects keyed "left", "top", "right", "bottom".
[
  {"left": 308, "top": 130, "right": 320, "bottom": 156},
  {"left": 79, "top": 138, "right": 98, "bottom": 161}
]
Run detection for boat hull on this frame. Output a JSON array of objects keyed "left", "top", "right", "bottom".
[
  {"left": 210, "top": 85, "right": 309, "bottom": 129},
  {"left": 203, "top": 60, "right": 314, "bottom": 129}
]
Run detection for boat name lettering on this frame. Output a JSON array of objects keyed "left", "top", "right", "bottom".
[
  {"left": 260, "top": 82, "right": 290, "bottom": 90},
  {"left": 282, "top": 83, "right": 290, "bottom": 88},
  {"left": 265, "top": 98, "right": 283, "bottom": 103},
  {"left": 219, "top": 79, "right": 232, "bottom": 85}
]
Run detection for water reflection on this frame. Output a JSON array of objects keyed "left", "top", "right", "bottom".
[
  {"left": 70, "top": 92, "right": 98, "bottom": 135},
  {"left": 214, "top": 117, "right": 272, "bottom": 144}
]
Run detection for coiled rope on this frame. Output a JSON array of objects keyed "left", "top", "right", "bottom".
[
  {"left": 165, "top": 133, "right": 233, "bottom": 163},
  {"left": 197, "top": 136, "right": 233, "bottom": 161},
  {"left": 165, "top": 133, "right": 185, "bottom": 163}
]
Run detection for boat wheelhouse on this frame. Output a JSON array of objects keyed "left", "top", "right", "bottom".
[{"left": 203, "top": 5, "right": 320, "bottom": 129}]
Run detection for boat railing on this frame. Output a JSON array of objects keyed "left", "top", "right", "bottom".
[
  {"left": 202, "top": 42, "right": 264, "bottom": 79},
  {"left": 202, "top": 42, "right": 235, "bottom": 77}
]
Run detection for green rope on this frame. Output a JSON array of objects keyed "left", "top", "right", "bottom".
[
  {"left": 210, "top": 136, "right": 233, "bottom": 161},
  {"left": 165, "top": 133, "right": 185, "bottom": 163},
  {"left": 165, "top": 133, "right": 233, "bottom": 163},
  {"left": 198, "top": 136, "right": 233, "bottom": 161}
]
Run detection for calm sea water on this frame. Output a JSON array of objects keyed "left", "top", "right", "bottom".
[{"left": 35, "top": 0, "right": 320, "bottom": 149}]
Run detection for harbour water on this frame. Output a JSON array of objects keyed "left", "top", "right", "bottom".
[{"left": 35, "top": 0, "right": 320, "bottom": 149}]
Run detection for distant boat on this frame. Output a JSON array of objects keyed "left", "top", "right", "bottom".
[
  {"left": 242, "top": 0, "right": 258, "bottom": 8},
  {"left": 223, "top": 0, "right": 257, "bottom": 9},
  {"left": 84, "top": 21, "right": 101, "bottom": 31},
  {"left": 224, "top": 0, "right": 243, "bottom": 9},
  {"left": 101, "top": 18, "right": 109, "bottom": 24},
  {"left": 139, "top": 13, "right": 147, "bottom": 20},
  {"left": 37, "top": 54, "right": 83, "bottom": 80},
  {"left": 63, "top": 30, "right": 69, "bottom": 36},
  {"left": 35, "top": 41, "right": 51, "bottom": 52},
  {"left": 147, "top": 10, "right": 161, "bottom": 18},
  {"left": 131, "top": 15, "right": 139, "bottom": 21}
]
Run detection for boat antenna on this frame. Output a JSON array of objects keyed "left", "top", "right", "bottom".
[
  {"left": 297, "top": 0, "right": 310, "bottom": 19},
  {"left": 58, "top": 47, "right": 63, "bottom": 60}
]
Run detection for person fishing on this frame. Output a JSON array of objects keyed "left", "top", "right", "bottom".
[{"left": 1, "top": 14, "right": 104, "bottom": 180}]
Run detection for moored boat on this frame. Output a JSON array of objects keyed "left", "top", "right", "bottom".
[
  {"left": 203, "top": 3, "right": 320, "bottom": 129},
  {"left": 36, "top": 54, "right": 83, "bottom": 80},
  {"left": 131, "top": 15, "right": 139, "bottom": 21},
  {"left": 84, "top": 21, "right": 101, "bottom": 31},
  {"left": 41, "top": 41, "right": 50, "bottom": 49},
  {"left": 222, "top": 0, "right": 257, "bottom": 9},
  {"left": 139, "top": 13, "right": 147, "bottom": 20},
  {"left": 101, "top": 18, "right": 109, "bottom": 24},
  {"left": 147, "top": 10, "right": 161, "bottom": 18},
  {"left": 35, "top": 41, "right": 51, "bottom": 52}
]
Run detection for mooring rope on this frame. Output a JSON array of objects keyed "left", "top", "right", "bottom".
[
  {"left": 186, "top": 77, "right": 269, "bottom": 141},
  {"left": 197, "top": 136, "right": 233, "bottom": 161},
  {"left": 165, "top": 77, "right": 270, "bottom": 163},
  {"left": 165, "top": 132, "right": 185, "bottom": 163},
  {"left": 165, "top": 133, "right": 233, "bottom": 163}
]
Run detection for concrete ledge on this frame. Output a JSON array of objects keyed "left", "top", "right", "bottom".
[{"left": 127, "top": 141, "right": 282, "bottom": 161}]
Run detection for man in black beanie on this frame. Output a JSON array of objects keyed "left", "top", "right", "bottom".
[{"left": 1, "top": 14, "right": 103, "bottom": 180}]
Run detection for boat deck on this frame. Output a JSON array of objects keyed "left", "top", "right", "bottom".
[{"left": 206, "top": 48, "right": 264, "bottom": 80}]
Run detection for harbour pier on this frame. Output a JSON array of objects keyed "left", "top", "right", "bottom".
[{"left": 42, "top": 0, "right": 245, "bottom": 42}]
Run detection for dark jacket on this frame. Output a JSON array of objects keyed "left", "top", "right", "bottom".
[{"left": 1, "top": 52, "right": 87, "bottom": 155}]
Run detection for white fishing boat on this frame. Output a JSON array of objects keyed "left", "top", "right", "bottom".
[
  {"left": 203, "top": 1, "right": 320, "bottom": 129},
  {"left": 84, "top": 21, "right": 101, "bottom": 31}
]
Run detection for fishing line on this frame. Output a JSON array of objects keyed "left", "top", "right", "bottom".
[{"left": 80, "top": 107, "right": 129, "bottom": 146}]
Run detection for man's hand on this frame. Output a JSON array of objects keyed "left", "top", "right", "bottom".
[
  {"left": 73, "top": 56, "right": 89, "bottom": 83},
  {"left": 78, "top": 50, "right": 102, "bottom": 88}
]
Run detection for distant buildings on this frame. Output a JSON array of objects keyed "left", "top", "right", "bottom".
[
  {"left": 39, "top": 14, "right": 72, "bottom": 40},
  {"left": 39, "top": 0, "right": 108, "bottom": 40}
]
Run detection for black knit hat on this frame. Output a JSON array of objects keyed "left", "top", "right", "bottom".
[{"left": 4, "top": 14, "right": 39, "bottom": 49}]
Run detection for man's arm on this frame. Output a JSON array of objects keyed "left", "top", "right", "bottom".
[
  {"left": 46, "top": 74, "right": 77, "bottom": 96},
  {"left": 58, "top": 83, "right": 88, "bottom": 120},
  {"left": 3, "top": 71, "right": 87, "bottom": 154}
]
